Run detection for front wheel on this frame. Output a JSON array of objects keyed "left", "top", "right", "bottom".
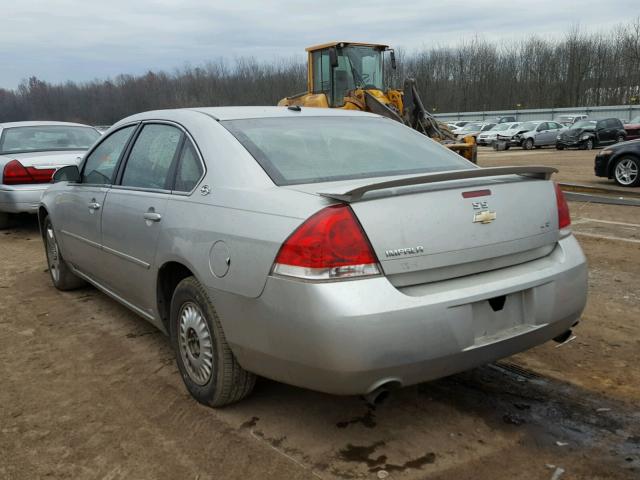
[
  {"left": 556, "top": 144, "right": 565, "bottom": 150},
  {"left": 170, "top": 276, "right": 256, "bottom": 407},
  {"left": 523, "top": 138, "right": 534, "bottom": 150},
  {"left": 581, "top": 138, "right": 594, "bottom": 150},
  {"left": 43, "top": 216, "right": 86, "bottom": 290},
  {"left": 614, "top": 156, "right": 640, "bottom": 187},
  {"left": 616, "top": 135, "right": 625, "bottom": 143}
]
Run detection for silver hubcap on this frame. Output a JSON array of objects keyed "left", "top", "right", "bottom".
[
  {"left": 46, "top": 225, "right": 60, "bottom": 283},
  {"left": 178, "top": 303, "right": 214, "bottom": 385},
  {"left": 615, "top": 159, "right": 638, "bottom": 185}
]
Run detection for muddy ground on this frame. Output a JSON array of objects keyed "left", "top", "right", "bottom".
[{"left": 1, "top": 149, "right": 639, "bottom": 479}]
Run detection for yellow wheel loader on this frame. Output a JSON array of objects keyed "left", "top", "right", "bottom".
[{"left": 278, "top": 42, "right": 477, "bottom": 163}]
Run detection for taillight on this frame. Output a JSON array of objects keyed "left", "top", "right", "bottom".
[
  {"left": 554, "top": 182, "right": 571, "bottom": 231},
  {"left": 272, "top": 204, "right": 381, "bottom": 280},
  {"left": 2, "top": 160, "right": 55, "bottom": 185}
]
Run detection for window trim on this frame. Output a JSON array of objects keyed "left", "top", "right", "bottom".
[
  {"left": 79, "top": 122, "right": 141, "bottom": 187},
  {"left": 110, "top": 120, "right": 206, "bottom": 196},
  {"left": 170, "top": 137, "right": 207, "bottom": 196}
]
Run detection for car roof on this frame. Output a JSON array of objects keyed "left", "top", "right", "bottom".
[
  {"left": 185, "top": 106, "right": 381, "bottom": 121},
  {"left": 0, "top": 120, "right": 93, "bottom": 129}
]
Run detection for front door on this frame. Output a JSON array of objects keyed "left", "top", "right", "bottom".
[
  {"left": 56, "top": 125, "right": 137, "bottom": 280},
  {"left": 100, "top": 123, "right": 184, "bottom": 316}
]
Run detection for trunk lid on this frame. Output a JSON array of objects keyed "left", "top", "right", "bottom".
[
  {"left": 288, "top": 168, "right": 559, "bottom": 287},
  {"left": 8, "top": 150, "right": 85, "bottom": 169}
]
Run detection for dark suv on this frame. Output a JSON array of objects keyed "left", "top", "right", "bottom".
[{"left": 556, "top": 118, "right": 626, "bottom": 150}]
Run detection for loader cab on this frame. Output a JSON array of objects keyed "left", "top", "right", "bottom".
[{"left": 308, "top": 42, "right": 390, "bottom": 107}]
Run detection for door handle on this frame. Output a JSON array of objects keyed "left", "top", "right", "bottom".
[
  {"left": 88, "top": 202, "right": 101, "bottom": 210},
  {"left": 143, "top": 212, "right": 162, "bottom": 222}
]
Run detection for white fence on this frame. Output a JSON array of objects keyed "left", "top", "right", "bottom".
[{"left": 433, "top": 105, "right": 640, "bottom": 122}]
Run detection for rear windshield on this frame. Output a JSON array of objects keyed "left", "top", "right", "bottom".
[
  {"left": 0, "top": 125, "right": 100, "bottom": 154},
  {"left": 222, "top": 116, "right": 472, "bottom": 185}
]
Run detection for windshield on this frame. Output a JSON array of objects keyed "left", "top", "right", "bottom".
[
  {"left": 572, "top": 120, "right": 596, "bottom": 129},
  {"left": 630, "top": 116, "right": 640, "bottom": 124},
  {"left": 339, "top": 45, "right": 384, "bottom": 90},
  {"left": 0, "top": 125, "right": 100, "bottom": 154},
  {"left": 489, "top": 124, "right": 511, "bottom": 131},
  {"left": 223, "top": 116, "right": 472, "bottom": 185},
  {"left": 518, "top": 122, "right": 538, "bottom": 132},
  {"left": 461, "top": 123, "right": 482, "bottom": 132}
]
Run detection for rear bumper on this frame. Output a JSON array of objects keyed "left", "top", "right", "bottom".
[
  {"left": 215, "top": 236, "right": 588, "bottom": 395},
  {"left": 0, "top": 185, "right": 48, "bottom": 214}
]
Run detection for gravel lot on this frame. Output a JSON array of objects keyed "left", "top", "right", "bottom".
[{"left": 1, "top": 148, "right": 639, "bottom": 479}]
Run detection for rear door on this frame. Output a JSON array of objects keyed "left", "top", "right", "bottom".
[
  {"left": 535, "top": 122, "right": 554, "bottom": 145},
  {"left": 100, "top": 122, "right": 184, "bottom": 314},
  {"left": 56, "top": 125, "right": 137, "bottom": 279}
]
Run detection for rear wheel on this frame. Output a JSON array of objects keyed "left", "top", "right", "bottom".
[
  {"left": 43, "top": 216, "right": 86, "bottom": 290},
  {"left": 523, "top": 138, "right": 534, "bottom": 150},
  {"left": 170, "top": 276, "right": 256, "bottom": 407},
  {"left": 614, "top": 156, "right": 640, "bottom": 187},
  {"left": 0, "top": 212, "right": 11, "bottom": 230}
]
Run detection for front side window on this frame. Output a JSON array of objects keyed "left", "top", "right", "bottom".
[
  {"left": 0, "top": 125, "right": 100, "bottom": 155},
  {"left": 223, "top": 116, "right": 472, "bottom": 186},
  {"left": 82, "top": 125, "right": 136, "bottom": 185},
  {"left": 121, "top": 124, "right": 183, "bottom": 190},
  {"left": 537, "top": 123, "right": 549, "bottom": 131},
  {"left": 174, "top": 141, "right": 204, "bottom": 192}
]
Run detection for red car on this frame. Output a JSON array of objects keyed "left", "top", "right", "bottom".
[{"left": 624, "top": 115, "right": 640, "bottom": 140}]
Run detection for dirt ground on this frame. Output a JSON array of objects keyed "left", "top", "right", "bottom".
[{"left": 1, "top": 149, "right": 639, "bottom": 479}]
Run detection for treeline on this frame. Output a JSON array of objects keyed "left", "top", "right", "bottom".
[{"left": 1, "top": 20, "right": 639, "bottom": 124}]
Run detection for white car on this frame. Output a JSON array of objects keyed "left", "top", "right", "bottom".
[
  {"left": 0, "top": 121, "right": 100, "bottom": 228},
  {"left": 456, "top": 122, "right": 496, "bottom": 141},
  {"left": 477, "top": 122, "right": 522, "bottom": 146}
]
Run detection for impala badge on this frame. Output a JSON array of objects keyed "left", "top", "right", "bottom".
[{"left": 473, "top": 210, "right": 497, "bottom": 224}]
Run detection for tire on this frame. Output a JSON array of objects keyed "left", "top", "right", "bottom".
[
  {"left": 523, "top": 138, "right": 534, "bottom": 150},
  {"left": 556, "top": 144, "right": 565, "bottom": 150},
  {"left": 43, "top": 216, "right": 86, "bottom": 290},
  {"left": 582, "top": 138, "right": 594, "bottom": 150},
  {"left": 0, "top": 212, "right": 11, "bottom": 230},
  {"left": 170, "top": 276, "right": 256, "bottom": 407},
  {"left": 613, "top": 156, "right": 640, "bottom": 187},
  {"left": 616, "top": 135, "right": 625, "bottom": 143},
  {"left": 504, "top": 145, "right": 510, "bottom": 150}
]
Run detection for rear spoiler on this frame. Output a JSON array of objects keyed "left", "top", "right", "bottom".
[{"left": 319, "top": 166, "right": 557, "bottom": 202}]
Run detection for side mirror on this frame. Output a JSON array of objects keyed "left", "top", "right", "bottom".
[
  {"left": 328, "top": 47, "right": 339, "bottom": 69},
  {"left": 389, "top": 49, "right": 397, "bottom": 70},
  {"left": 53, "top": 165, "right": 80, "bottom": 183}
]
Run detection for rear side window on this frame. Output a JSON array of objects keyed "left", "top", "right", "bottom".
[
  {"left": 174, "top": 141, "right": 204, "bottom": 192},
  {"left": 223, "top": 116, "right": 472, "bottom": 185},
  {"left": 121, "top": 124, "right": 183, "bottom": 190},
  {"left": 82, "top": 125, "right": 136, "bottom": 185}
]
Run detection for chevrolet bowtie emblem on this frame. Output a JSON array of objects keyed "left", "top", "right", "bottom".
[{"left": 473, "top": 210, "right": 497, "bottom": 224}]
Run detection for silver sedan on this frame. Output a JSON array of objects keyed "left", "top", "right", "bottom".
[
  {"left": 39, "top": 107, "right": 588, "bottom": 407},
  {"left": 0, "top": 121, "right": 100, "bottom": 228}
]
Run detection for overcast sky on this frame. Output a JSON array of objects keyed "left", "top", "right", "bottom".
[{"left": 0, "top": 0, "right": 636, "bottom": 89}]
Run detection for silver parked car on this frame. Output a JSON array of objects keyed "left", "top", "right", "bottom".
[
  {"left": 0, "top": 121, "right": 100, "bottom": 228},
  {"left": 477, "top": 122, "right": 521, "bottom": 146},
  {"left": 39, "top": 107, "right": 588, "bottom": 407},
  {"left": 512, "top": 120, "right": 566, "bottom": 150}
]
